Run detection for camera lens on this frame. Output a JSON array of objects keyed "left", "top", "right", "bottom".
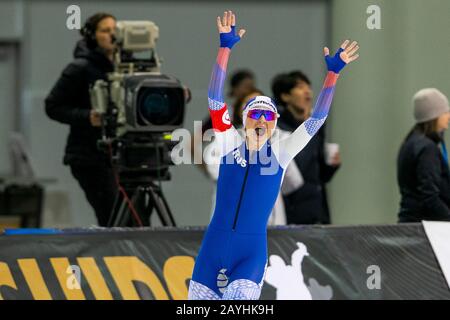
[{"left": 137, "top": 88, "right": 182, "bottom": 126}]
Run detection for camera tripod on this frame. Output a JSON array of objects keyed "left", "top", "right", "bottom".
[{"left": 107, "top": 180, "right": 176, "bottom": 227}]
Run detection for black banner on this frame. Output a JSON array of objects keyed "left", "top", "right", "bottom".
[{"left": 0, "top": 224, "right": 448, "bottom": 300}]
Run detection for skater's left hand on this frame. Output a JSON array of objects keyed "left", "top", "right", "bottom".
[{"left": 324, "top": 40, "right": 359, "bottom": 73}]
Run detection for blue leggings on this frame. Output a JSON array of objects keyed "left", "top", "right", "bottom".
[{"left": 189, "top": 226, "right": 267, "bottom": 300}]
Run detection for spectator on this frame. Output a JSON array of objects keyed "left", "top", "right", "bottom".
[
  {"left": 271, "top": 71, "right": 341, "bottom": 224},
  {"left": 397, "top": 88, "right": 450, "bottom": 222}
]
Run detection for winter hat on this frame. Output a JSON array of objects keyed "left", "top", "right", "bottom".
[{"left": 413, "top": 88, "right": 450, "bottom": 123}]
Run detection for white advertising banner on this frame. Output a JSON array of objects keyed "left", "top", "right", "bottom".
[{"left": 423, "top": 221, "right": 450, "bottom": 290}]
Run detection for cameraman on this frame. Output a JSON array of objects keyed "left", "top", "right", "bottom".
[{"left": 45, "top": 13, "right": 117, "bottom": 226}]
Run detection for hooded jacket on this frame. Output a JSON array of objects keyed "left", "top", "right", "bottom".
[{"left": 45, "top": 39, "right": 114, "bottom": 166}]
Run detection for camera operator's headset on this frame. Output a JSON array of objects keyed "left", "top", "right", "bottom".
[{"left": 80, "top": 20, "right": 98, "bottom": 48}]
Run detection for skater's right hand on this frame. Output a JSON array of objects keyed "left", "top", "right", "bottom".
[{"left": 217, "top": 10, "right": 246, "bottom": 49}]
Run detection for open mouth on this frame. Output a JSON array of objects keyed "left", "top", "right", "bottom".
[{"left": 255, "top": 127, "right": 266, "bottom": 137}]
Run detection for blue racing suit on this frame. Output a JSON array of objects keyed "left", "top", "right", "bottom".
[{"left": 189, "top": 25, "right": 344, "bottom": 300}]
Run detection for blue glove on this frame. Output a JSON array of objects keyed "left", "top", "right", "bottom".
[
  {"left": 220, "top": 26, "right": 241, "bottom": 49},
  {"left": 325, "top": 47, "right": 347, "bottom": 73}
]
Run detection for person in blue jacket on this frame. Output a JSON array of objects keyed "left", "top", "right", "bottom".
[{"left": 189, "top": 10, "right": 360, "bottom": 300}]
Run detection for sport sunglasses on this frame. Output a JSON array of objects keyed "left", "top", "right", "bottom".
[{"left": 247, "top": 109, "right": 278, "bottom": 121}]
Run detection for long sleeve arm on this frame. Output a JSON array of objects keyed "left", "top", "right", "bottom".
[
  {"left": 207, "top": 47, "right": 243, "bottom": 156},
  {"left": 278, "top": 72, "right": 339, "bottom": 167},
  {"left": 208, "top": 48, "right": 232, "bottom": 131}
]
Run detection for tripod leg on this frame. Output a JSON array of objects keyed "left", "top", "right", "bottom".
[
  {"left": 107, "top": 191, "right": 122, "bottom": 227},
  {"left": 110, "top": 188, "right": 138, "bottom": 227},
  {"left": 110, "top": 187, "right": 152, "bottom": 227},
  {"left": 112, "top": 193, "right": 129, "bottom": 227},
  {"left": 148, "top": 186, "right": 176, "bottom": 227},
  {"left": 121, "top": 189, "right": 142, "bottom": 227},
  {"left": 133, "top": 187, "right": 151, "bottom": 227},
  {"left": 158, "top": 190, "right": 176, "bottom": 226}
]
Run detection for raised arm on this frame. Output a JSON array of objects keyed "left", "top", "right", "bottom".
[
  {"left": 278, "top": 40, "right": 360, "bottom": 167},
  {"left": 208, "top": 11, "right": 246, "bottom": 155}
]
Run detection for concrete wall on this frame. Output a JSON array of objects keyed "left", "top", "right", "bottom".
[{"left": 328, "top": 0, "right": 450, "bottom": 224}]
